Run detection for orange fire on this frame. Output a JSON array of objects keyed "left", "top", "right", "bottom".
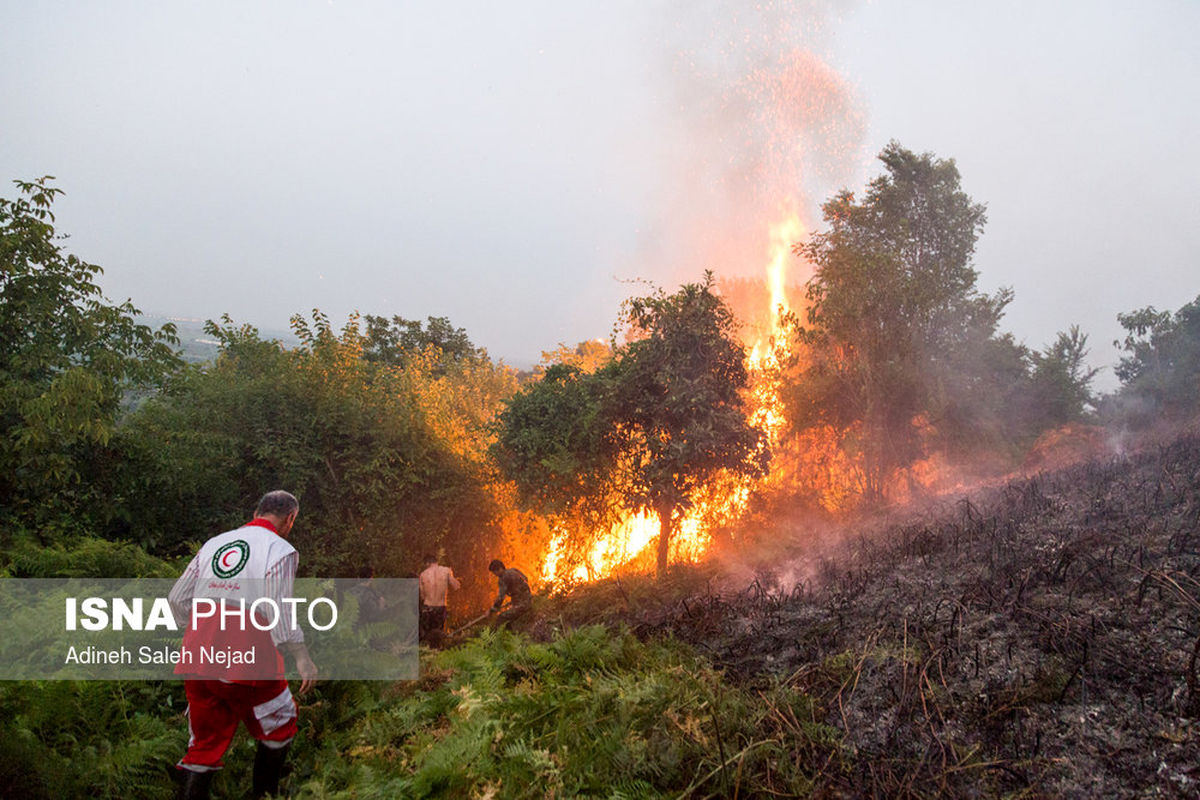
[
  {"left": 541, "top": 213, "right": 806, "bottom": 584},
  {"left": 539, "top": 35, "right": 870, "bottom": 583},
  {"left": 540, "top": 507, "right": 717, "bottom": 584},
  {"left": 748, "top": 210, "right": 806, "bottom": 441}
]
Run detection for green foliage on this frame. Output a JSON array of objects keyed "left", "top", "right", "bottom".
[
  {"left": 116, "top": 311, "right": 514, "bottom": 596},
  {"left": 612, "top": 274, "right": 768, "bottom": 574},
  {"left": 494, "top": 275, "right": 767, "bottom": 577},
  {"left": 492, "top": 364, "right": 617, "bottom": 517},
  {"left": 614, "top": 274, "right": 768, "bottom": 514},
  {"left": 0, "top": 680, "right": 185, "bottom": 799},
  {"left": 363, "top": 314, "right": 483, "bottom": 375},
  {"left": 791, "top": 143, "right": 997, "bottom": 500},
  {"left": 0, "top": 628, "right": 839, "bottom": 799},
  {"left": 0, "top": 178, "right": 180, "bottom": 531},
  {"left": 940, "top": 324, "right": 1099, "bottom": 459},
  {"left": 788, "top": 144, "right": 1100, "bottom": 498},
  {"left": 495, "top": 341, "right": 621, "bottom": 576},
  {"left": 933, "top": 329, "right": 1028, "bottom": 453},
  {"left": 2, "top": 535, "right": 175, "bottom": 578},
  {"left": 286, "top": 626, "right": 834, "bottom": 799},
  {"left": 1027, "top": 325, "right": 1098, "bottom": 429},
  {"left": 1113, "top": 294, "right": 1200, "bottom": 422}
]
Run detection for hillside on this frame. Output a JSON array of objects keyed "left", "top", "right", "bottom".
[
  {"left": 134, "top": 315, "right": 301, "bottom": 363},
  {"left": 552, "top": 433, "right": 1200, "bottom": 797},
  {"left": 4, "top": 435, "right": 1199, "bottom": 799}
]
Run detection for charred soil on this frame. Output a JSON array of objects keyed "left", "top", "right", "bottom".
[{"left": 546, "top": 433, "right": 1200, "bottom": 798}]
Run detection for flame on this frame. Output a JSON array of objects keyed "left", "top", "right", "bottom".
[
  {"left": 748, "top": 209, "right": 805, "bottom": 445},
  {"left": 542, "top": 212, "right": 806, "bottom": 585},
  {"left": 539, "top": 206, "right": 882, "bottom": 584},
  {"left": 541, "top": 508, "right": 715, "bottom": 584},
  {"left": 766, "top": 213, "right": 804, "bottom": 341},
  {"left": 537, "top": 36, "right": 871, "bottom": 584}
]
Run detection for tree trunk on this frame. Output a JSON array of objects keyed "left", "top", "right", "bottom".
[{"left": 655, "top": 503, "right": 674, "bottom": 580}]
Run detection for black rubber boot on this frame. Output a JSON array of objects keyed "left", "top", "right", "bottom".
[
  {"left": 172, "top": 767, "right": 214, "bottom": 800},
  {"left": 251, "top": 741, "right": 291, "bottom": 798}
]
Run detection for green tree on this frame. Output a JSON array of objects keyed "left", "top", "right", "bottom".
[
  {"left": 362, "top": 314, "right": 482, "bottom": 375},
  {"left": 0, "top": 178, "right": 179, "bottom": 533},
  {"left": 492, "top": 364, "right": 615, "bottom": 514},
  {"left": 1027, "top": 325, "right": 1098, "bottom": 429},
  {"left": 612, "top": 274, "right": 768, "bottom": 575},
  {"left": 495, "top": 274, "right": 768, "bottom": 577},
  {"left": 936, "top": 324, "right": 1101, "bottom": 459},
  {"left": 1113, "top": 295, "right": 1200, "bottom": 421},
  {"left": 491, "top": 363, "right": 624, "bottom": 574},
  {"left": 790, "top": 143, "right": 1002, "bottom": 501},
  {"left": 120, "top": 311, "right": 511, "bottom": 592}
]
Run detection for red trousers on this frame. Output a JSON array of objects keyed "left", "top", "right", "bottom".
[{"left": 179, "top": 679, "right": 297, "bottom": 771}]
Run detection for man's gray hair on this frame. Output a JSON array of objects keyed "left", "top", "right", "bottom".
[{"left": 255, "top": 490, "right": 299, "bottom": 518}]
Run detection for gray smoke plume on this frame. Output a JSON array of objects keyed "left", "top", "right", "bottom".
[{"left": 635, "top": 1, "right": 867, "bottom": 285}]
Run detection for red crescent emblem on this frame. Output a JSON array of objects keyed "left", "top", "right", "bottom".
[{"left": 222, "top": 550, "right": 237, "bottom": 567}]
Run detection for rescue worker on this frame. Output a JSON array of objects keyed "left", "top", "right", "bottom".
[
  {"left": 487, "top": 558, "right": 532, "bottom": 627},
  {"left": 418, "top": 553, "right": 461, "bottom": 646},
  {"left": 167, "top": 490, "right": 318, "bottom": 800}
]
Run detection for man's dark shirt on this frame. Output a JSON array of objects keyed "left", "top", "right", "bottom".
[{"left": 493, "top": 567, "right": 531, "bottom": 610}]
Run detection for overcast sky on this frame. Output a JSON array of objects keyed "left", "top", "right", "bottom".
[{"left": 2, "top": 1, "right": 1197, "bottom": 386}]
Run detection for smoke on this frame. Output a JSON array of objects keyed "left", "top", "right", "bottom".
[
  {"left": 635, "top": 0, "right": 867, "bottom": 286},
  {"left": 537, "top": 4, "right": 872, "bottom": 585}
]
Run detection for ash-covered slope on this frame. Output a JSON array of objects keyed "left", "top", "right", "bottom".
[{"left": 620, "top": 435, "right": 1200, "bottom": 797}]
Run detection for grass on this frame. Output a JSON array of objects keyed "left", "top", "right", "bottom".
[
  {"left": 7, "top": 434, "right": 1200, "bottom": 798},
  {"left": 0, "top": 626, "right": 841, "bottom": 799},
  {"left": 289, "top": 626, "right": 840, "bottom": 799}
]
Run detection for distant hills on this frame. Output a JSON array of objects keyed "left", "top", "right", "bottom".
[{"left": 135, "top": 314, "right": 299, "bottom": 363}]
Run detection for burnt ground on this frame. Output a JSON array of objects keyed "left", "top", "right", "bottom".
[{"left": 542, "top": 433, "right": 1200, "bottom": 798}]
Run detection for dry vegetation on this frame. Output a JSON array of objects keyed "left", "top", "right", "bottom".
[
  {"left": 6, "top": 437, "right": 1198, "bottom": 799},
  {"left": 547, "top": 433, "right": 1200, "bottom": 798}
]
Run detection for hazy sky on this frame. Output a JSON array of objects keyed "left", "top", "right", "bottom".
[{"left": 3, "top": 1, "right": 1197, "bottom": 386}]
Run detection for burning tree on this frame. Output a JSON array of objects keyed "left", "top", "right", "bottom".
[
  {"left": 493, "top": 274, "right": 768, "bottom": 578},
  {"left": 612, "top": 275, "right": 770, "bottom": 576},
  {"left": 787, "top": 143, "right": 1006, "bottom": 502}
]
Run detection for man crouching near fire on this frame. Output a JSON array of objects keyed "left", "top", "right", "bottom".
[
  {"left": 166, "top": 490, "right": 318, "bottom": 800},
  {"left": 487, "top": 559, "right": 531, "bottom": 627}
]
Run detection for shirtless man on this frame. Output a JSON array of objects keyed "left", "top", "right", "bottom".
[{"left": 418, "top": 553, "right": 461, "bottom": 645}]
